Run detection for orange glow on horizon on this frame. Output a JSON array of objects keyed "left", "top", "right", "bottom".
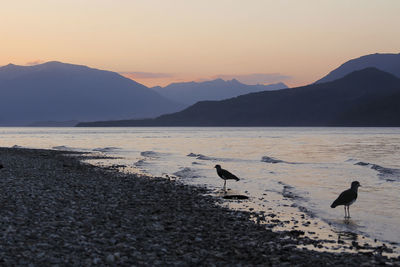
[{"left": 1, "top": 1, "right": 399, "bottom": 88}]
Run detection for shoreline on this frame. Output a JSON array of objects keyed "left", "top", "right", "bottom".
[{"left": 0, "top": 147, "right": 399, "bottom": 265}]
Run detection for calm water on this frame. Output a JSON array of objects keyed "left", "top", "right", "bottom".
[{"left": 1, "top": 127, "right": 400, "bottom": 246}]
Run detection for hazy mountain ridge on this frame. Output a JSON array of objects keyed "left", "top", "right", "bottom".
[
  {"left": 316, "top": 53, "right": 400, "bottom": 84},
  {"left": 77, "top": 68, "right": 400, "bottom": 127},
  {"left": 152, "top": 79, "right": 287, "bottom": 105},
  {"left": 0, "top": 61, "right": 184, "bottom": 126}
]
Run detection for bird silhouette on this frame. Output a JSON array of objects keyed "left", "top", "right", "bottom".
[
  {"left": 331, "top": 181, "right": 361, "bottom": 218},
  {"left": 214, "top": 164, "right": 240, "bottom": 191}
]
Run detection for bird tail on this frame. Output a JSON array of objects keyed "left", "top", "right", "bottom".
[
  {"left": 235, "top": 177, "right": 240, "bottom": 181},
  {"left": 330, "top": 201, "right": 338, "bottom": 208}
]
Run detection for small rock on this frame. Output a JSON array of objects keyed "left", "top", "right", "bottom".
[{"left": 106, "top": 254, "right": 115, "bottom": 263}]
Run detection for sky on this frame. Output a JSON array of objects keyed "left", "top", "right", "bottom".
[{"left": 1, "top": 0, "right": 399, "bottom": 87}]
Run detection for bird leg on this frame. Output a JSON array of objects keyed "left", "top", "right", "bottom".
[
  {"left": 223, "top": 180, "right": 227, "bottom": 192},
  {"left": 344, "top": 206, "right": 351, "bottom": 219}
]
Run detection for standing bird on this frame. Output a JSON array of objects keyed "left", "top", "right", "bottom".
[
  {"left": 214, "top": 164, "right": 240, "bottom": 191},
  {"left": 331, "top": 181, "right": 361, "bottom": 218}
]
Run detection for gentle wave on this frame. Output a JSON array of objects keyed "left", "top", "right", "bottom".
[
  {"left": 52, "top": 145, "right": 73, "bottom": 151},
  {"left": 187, "top": 153, "right": 229, "bottom": 162},
  {"left": 278, "top": 181, "right": 304, "bottom": 200},
  {"left": 261, "top": 156, "right": 298, "bottom": 164},
  {"left": 140, "top": 151, "right": 160, "bottom": 158},
  {"left": 355, "top": 161, "right": 400, "bottom": 182},
  {"left": 173, "top": 167, "right": 202, "bottom": 179},
  {"left": 142, "top": 136, "right": 171, "bottom": 138},
  {"left": 261, "top": 156, "right": 284, "bottom": 164},
  {"left": 93, "top": 147, "right": 120, "bottom": 152},
  {"left": 133, "top": 159, "right": 147, "bottom": 167}
]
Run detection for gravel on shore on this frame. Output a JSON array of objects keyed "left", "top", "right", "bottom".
[{"left": 0, "top": 147, "right": 399, "bottom": 266}]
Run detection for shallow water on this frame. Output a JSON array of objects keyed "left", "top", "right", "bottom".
[{"left": 1, "top": 127, "right": 399, "bottom": 248}]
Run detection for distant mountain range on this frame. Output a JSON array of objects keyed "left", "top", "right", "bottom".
[
  {"left": 152, "top": 79, "right": 287, "bottom": 106},
  {"left": 0, "top": 61, "right": 289, "bottom": 126},
  {"left": 0, "top": 62, "right": 183, "bottom": 126},
  {"left": 316, "top": 53, "right": 400, "bottom": 83},
  {"left": 3, "top": 53, "right": 400, "bottom": 127},
  {"left": 77, "top": 68, "right": 400, "bottom": 127}
]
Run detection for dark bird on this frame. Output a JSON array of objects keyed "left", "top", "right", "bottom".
[
  {"left": 331, "top": 181, "right": 361, "bottom": 218},
  {"left": 214, "top": 164, "right": 240, "bottom": 191}
]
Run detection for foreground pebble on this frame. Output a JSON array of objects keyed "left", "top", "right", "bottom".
[{"left": 0, "top": 147, "right": 399, "bottom": 266}]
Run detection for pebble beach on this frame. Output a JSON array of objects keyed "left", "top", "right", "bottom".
[{"left": 0, "top": 147, "right": 399, "bottom": 266}]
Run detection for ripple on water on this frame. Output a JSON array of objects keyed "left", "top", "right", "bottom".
[{"left": 355, "top": 161, "right": 400, "bottom": 182}]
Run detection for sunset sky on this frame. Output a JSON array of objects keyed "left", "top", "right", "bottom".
[{"left": 1, "top": 0, "right": 399, "bottom": 87}]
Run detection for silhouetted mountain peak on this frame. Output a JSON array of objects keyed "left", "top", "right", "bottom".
[
  {"left": 166, "top": 81, "right": 198, "bottom": 88},
  {"left": 229, "top": 78, "right": 241, "bottom": 84},
  {"left": 153, "top": 77, "right": 287, "bottom": 105},
  {"left": 344, "top": 67, "right": 396, "bottom": 78},
  {"left": 33, "top": 61, "right": 93, "bottom": 72},
  {"left": 0, "top": 61, "right": 184, "bottom": 125},
  {"left": 198, "top": 78, "right": 225, "bottom": 86},
  {"left": 333, "top": 67, "right": 399, "bottom": 87},
  {"left": 41, "top": 60, "right": 63, "bottom": 65},
  {"left": 37, "top": 61, "right": 67, "bottom": 68},
  {"left": 316, "top": 53, "right": 400, "bottom": 83},
  {"left": 0, "top": 62, "right": 113, "bottom": 87},
  {"left": 0, "top": 61, "right": 93, "bottom": 78},
  {"left": 0, "top": 63, "right": 21, "bottom": 70}
]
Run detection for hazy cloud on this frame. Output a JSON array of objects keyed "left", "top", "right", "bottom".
[
  {"left": 25, "top": 60, "right": 45, "bottom": 66},
  {"left": 120, "top": 72, "right": 174, "bottom": 79},
  {"left": 210, "top": 73, "right": 292, "bottom": 85}
]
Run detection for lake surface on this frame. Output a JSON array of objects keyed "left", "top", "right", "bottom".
[{"left": 1, "top": 127, "right": 399, "bottom": 247}]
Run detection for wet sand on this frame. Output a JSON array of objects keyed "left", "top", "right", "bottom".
[{"left": 0, "top": 147, "right": 399, "bottom": 266}]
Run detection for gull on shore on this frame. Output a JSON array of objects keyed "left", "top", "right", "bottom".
[
  {"left": 214, "top": 164, "right": 240, "bottom": 191},
  {"left": 331, "top": 181, "right": 361, "bottom": 218}
]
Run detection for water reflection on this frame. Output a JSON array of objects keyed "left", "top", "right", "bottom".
[{"left": 1, "top": 127, "right": 400, "bottom": 250}]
